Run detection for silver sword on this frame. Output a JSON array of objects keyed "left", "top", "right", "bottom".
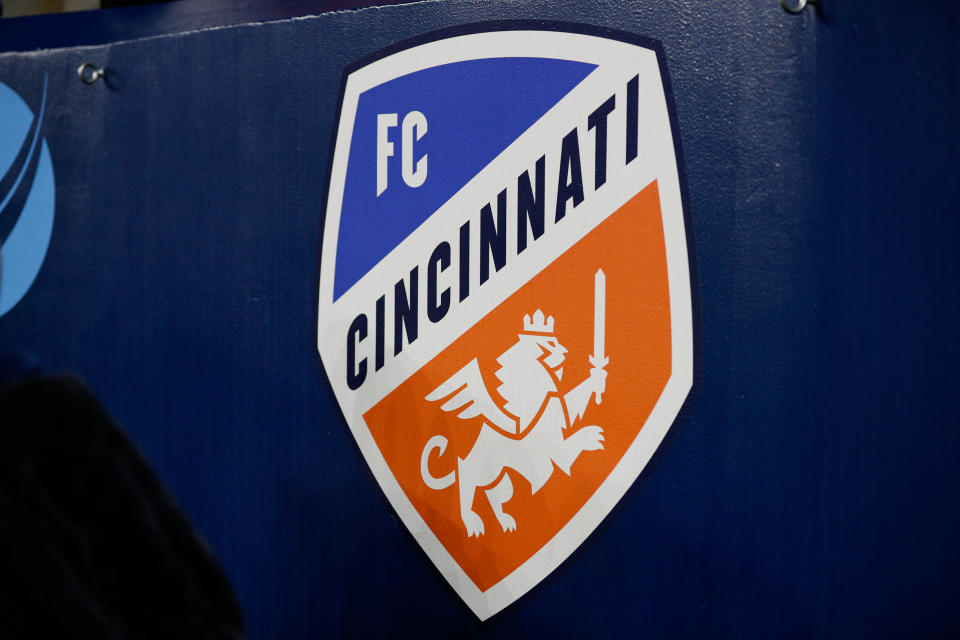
[{"left": 588, "top": 268, "right": 608, "bottom": 404}]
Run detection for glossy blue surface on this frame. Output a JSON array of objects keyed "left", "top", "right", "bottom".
[{"left": 0, "top": 2, "right": 957, "bottom": 637}]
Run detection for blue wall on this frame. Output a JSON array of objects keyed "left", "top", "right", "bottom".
[{"left": 1, "top": 1, "right": 958, "bottom": 637}]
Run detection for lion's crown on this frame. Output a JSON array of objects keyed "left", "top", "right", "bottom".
[{"left": 522, "top": 309, "right": 554, "bottom": 334}]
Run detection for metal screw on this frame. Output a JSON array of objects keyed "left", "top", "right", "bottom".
[
  {"left": 780, "top": 0, "right": 815, "bottom": 13},
  {"left": 77, "top": 62, "right": 105, "bottom": 85}
]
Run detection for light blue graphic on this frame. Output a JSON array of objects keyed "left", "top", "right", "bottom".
[{"left": 0, "top": 77, "right": 55, "bottom": 317}]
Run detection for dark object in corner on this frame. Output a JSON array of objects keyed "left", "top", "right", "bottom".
[{"left": 0, "top": 375, "right": 244, "bottom": 639}]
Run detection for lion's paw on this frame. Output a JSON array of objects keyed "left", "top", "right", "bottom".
[
  {"left": 462, "top": 510, "right": 485, "bottom": 537},
  {"left": 496, "top": 512, "right": 517, "bottom": 533},
  {"left": 577, "top": 425, "right": 605, "bottom": 451}
]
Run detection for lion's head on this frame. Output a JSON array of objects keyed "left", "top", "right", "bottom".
[{"left": 494, "top": 310, "right": 567, "bottom": 432}]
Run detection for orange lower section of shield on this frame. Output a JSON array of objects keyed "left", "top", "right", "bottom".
[{"left": 365, "top": 180, "right": 671, "bottom": 592}]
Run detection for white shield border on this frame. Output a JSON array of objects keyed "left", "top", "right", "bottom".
[{"left": 315, "top": 23, "right": 697, "bottom": 620}]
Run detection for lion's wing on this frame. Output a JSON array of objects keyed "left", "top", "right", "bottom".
[{"left": 425, "top": 358, "right": 518, "bottom": 434}]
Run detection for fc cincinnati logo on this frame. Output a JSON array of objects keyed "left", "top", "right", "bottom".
[{"left": 316, "top": 23, "right": 696, "bottom": 619}]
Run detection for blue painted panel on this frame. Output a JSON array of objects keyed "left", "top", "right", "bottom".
[
  {"left": 0, "top": 0, "right": 413, "bottom": 52},
  {"left": 0, "top": 2, "right": 957, "bottom": 638}
]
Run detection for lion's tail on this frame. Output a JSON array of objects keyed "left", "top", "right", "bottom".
[{"left": 420, "top": 435, "right": 456, "bottom": 490}]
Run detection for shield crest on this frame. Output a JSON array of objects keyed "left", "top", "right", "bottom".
[{"left": 316, "top": 23, "right": 696, "bottom": 619}]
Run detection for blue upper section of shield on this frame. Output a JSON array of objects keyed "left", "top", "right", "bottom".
[{"left": 332, "top": 57, "right": 596, "bottom": 300}]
